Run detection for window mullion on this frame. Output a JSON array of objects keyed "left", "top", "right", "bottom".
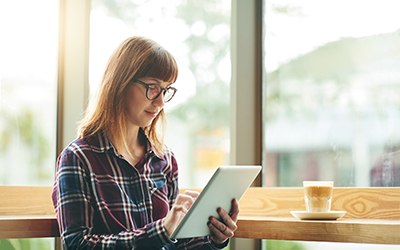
[{"left": 57, "top": 0, "right": 91, "bottom": 155}]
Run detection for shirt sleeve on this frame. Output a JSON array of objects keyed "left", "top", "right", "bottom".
[
  {"left": 52, "top": 145, "right": 175, "bottom": 250},
  {"left": 175, "top": 236, "right": 230, "bottom": 250}
]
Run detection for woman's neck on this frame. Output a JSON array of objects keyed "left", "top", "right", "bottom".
[{"left": 112, "top": 126, "right": 146, "bottom": 167}]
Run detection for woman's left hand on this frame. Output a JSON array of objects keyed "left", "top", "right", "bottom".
[{"left": 207, "top": 198, "right": 240, "bottom": 245}]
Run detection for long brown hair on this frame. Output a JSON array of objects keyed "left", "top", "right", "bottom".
[{"left": 78, "top": 36, "right": 178, "bottom": 156}]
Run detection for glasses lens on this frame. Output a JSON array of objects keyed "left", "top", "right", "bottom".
[
  {"left": 163, "top": 88, "right": 176, "bottom": 103},
  {"left": 147, "top": 85, "right": 161, "bottom": 100}
]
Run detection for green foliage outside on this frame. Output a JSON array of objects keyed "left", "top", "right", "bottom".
[
  {"left": 0, "top": 107, "right": 50, "bottom": 184},
  {"left": 0, "top": 239, "right": 52, "bottom": 250},
  {"left": 265, "top": 240, "right": 306, "bottom": 250}
]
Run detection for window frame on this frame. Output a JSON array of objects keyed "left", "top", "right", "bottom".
[
  {"left": 230, "top": 0, "right": 262, "bottom": 249},
  {"left": 56, "top": 0, "right": 91, "bottom": 155},
  {"left": 55, "top": 0, "right": 400, "bottom": 249}
]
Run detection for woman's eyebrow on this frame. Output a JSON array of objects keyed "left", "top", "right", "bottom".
[
  {"left": 145, "top": 77, "right": 162, "bottom": 84},
  {"left": 148, "top": 78, "right": 173, "bottom": 87}
]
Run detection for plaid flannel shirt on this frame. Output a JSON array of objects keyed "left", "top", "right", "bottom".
[{"left": 52, "top": 131, "right": 226, "bottom": 250}]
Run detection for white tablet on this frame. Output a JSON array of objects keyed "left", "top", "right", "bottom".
[{"left": 170, "top": 165, "right": 262, "bottom": 239}]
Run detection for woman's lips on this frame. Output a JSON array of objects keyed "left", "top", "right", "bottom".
[{"left": 145, "top": 111, "right": 158, "bottom": 118}]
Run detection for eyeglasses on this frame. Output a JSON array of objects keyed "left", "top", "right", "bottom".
[{"left": 133, "top": 79, "right": 177, "bottom": 103}]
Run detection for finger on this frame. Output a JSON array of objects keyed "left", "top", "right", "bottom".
[
  {"left": 208, "top": 220, "right": 233, "bottom": 238},
  {"left": 209, "top": 214, "right": 237, "bottom": 235},
  {"left": 216, "top": 208, "right": 238, "bottom": 232},
  {"left": 229, "top": 198, "right": 240, "bottom": 222},
  {"left": 209, "top": 215, "right": 228, "bottom": 233},
  {"left": 164, "top": 202, "right": 191, "bottom": 236},
  {"left": 175, "top": 193, "right": 195, "bottom": 208},
  {"left": 183, "top": 190, "right": 200, "bottom": 199},
  {"left": 170, "top": 202, "right": 191, "bottom": 224},
  {"left": 171, "top": 202, "right": 190, "bottom": 214},
  {"left": 208, "top": 222, "right": 227, "bottom": 245}
]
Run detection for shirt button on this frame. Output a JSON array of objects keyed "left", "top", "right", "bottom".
[{"left": 139, "top": 202, "right": 144, "bottom": 207}]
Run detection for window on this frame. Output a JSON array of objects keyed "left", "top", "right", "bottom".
[
  {"left": 263, "top": 1, "right": 400, "bottom": 249},
  {"left": 263, "top": 0, "right": 400, "bottom": 188},
  {"left": 0, "top": 1, "right": 58, "bottom": 249},
  {"left": 90, "top": 0, "right": 231, "bottom": 188},
  {"left": 0, "top": 1, "right": 58, "bottom": 186}
]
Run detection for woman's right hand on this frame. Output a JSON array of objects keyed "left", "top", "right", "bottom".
[{"left": 164, "top": 190, "right": 199, "bottom": 237}]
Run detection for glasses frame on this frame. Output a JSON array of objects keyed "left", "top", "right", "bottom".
[{"left": 133, "top": 79, "right": 177, "bottom": 103}]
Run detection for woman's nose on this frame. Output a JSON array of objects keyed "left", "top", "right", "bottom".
[{"left": 152, "top": 93, "right": 165, "bottom": 107}]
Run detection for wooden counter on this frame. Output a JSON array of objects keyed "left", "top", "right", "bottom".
[
  {"left": 235, "top": 187, "right": 400, "bottom": 244},
  {"left": 1, "top": 186, "right": 399, "bottom": 244}
]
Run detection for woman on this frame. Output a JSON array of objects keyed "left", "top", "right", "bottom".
[{"left": 52, "top": 36, "right": 239, "bottom": 249}]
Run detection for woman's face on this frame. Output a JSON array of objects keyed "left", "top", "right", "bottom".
[{"left": 124, "top": 77, "right": 170, "bottom": 129}]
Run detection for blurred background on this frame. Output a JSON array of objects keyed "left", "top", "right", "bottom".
[
  {"left": 263, "top": 0, "right": 400, "bottom": 188},
  {"left": 1, "top": 0, "right": 400, "bottom": 249}
]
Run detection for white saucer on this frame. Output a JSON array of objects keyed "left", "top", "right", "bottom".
[{"left": 290, "top": 211, "right": 346, "bottom": 220}]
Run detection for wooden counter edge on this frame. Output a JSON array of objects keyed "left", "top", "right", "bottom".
[
  {"left": 0, "top": 215, "right": 59, "bottom": 239},
  {"left": 1, "top": 214, "right": 400, "bottom": 244},
  {"left": 235, "top": 215, "right": 400, "bottom": 244}
]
